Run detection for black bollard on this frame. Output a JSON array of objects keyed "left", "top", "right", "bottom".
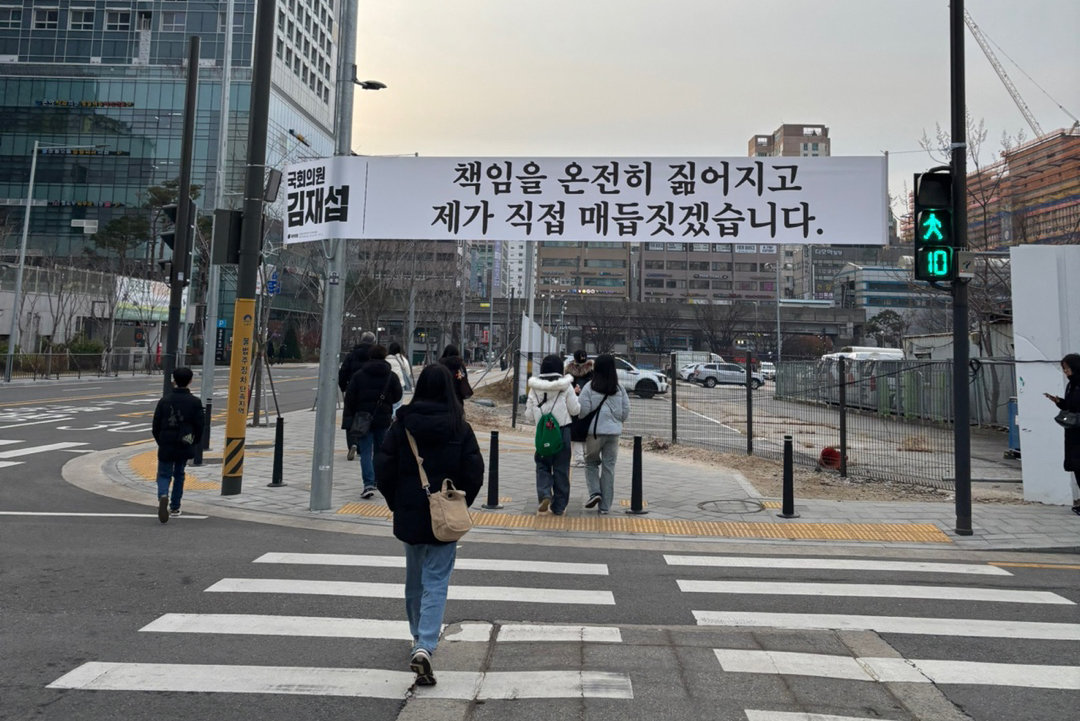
[
  {"left": 267, "top": 416, "right": 286, "bottom": 487},
  {"left": 777, "top": 434, "right": 800, "bottom": 518},
  {"left": 626, "top": 435, "right": 648, "bottom": 515},
  {"left": 482, "top": 431, "right": 503, "bottom": 509},
  {"left": 202, "top": 400, "right": 213, "bottom": 450}
]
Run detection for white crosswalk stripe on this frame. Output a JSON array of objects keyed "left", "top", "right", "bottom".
[
  {"left": 48, "top": 548, "right": 630, "bottom": 704},
  {"left": 47, "top": 662, "right": 635, "bottom": 699},
  {"left": 692, "top": 610, "right": 1080, "bottom": 640},
  {"left": 254, "top": 551, "right": 610, "bottom": 575},
  {"left": 0, "top": 441, "right": 88, "bottom": 459},
  {"left": 714, "top": 649, "right": 1080, "bottom": 690},
  {"left": 678, "top": 580, "right": 1073, "bottom": 604},
  {"left": 664, "top": 554, "right": 1013, "bottom": 576},
  {"left": 205, "top": 577, "right": 617, "bottom": 605}
]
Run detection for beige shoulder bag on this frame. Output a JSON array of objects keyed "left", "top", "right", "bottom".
[{"left": 405, "top": 429, "right": 473, "bottom": 542}]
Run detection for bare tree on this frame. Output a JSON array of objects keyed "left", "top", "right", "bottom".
[
  {"left": 693, "top": 300, "right": 751, "bottom": 354},
  {"left": 632, "top": 301, "right": 683, "bottom": 364},
  {"left": 580, "top": 299, "right": 625, "bottom": 354}
]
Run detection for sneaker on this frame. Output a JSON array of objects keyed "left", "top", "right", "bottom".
[
  {"left": 360, "top": 487, "right": 375, "bottom": 499},
  {"left": 598, "top": 509, "right": 609, "bottom": 515},
  {"left": 157, "top": 496, "right": 169, "bottom": 524},
  {"left": 169, "top": 508, "right": 182, "bottom": 517},
  {"left": 584, "top": 493, "right": 602, "bottom": 509},
  {"left": 572, "top": 459, "right": 585, "bottom": 468},
  {"left": 410, "top": 649, "right": 436, "bottom": 686},
  {"left": 538, "top": 497, "right": 551, "bottom": 513},
  {"left": 1071, "top": 505, "right": 1080, "bottom": 516},
  {"left": 347, "top": 445, "right": 357, "bottom": 461}
]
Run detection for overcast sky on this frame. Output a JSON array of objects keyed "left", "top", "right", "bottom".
[{"left": 352, "top": 0, "right": 1079, "bottom": 218}]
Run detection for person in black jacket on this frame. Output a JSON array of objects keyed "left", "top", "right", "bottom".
[
  {"left": 376, "top": 363, "right": 484, "bottom": 686},
  {"left": 151, "top": 367, "right": 205, "bottom": 523},
  {"left": 438, "top": 344, "right": 473, "bottom": 405},
  {"left": 337, "top": 331, "right": 376, "bottom": 393},
  {"left": 1046, "top": 353, "right": 1080, "bottom": 515},
  {"left": 343, "top": 345, "right": 402, "bottom": 498}
]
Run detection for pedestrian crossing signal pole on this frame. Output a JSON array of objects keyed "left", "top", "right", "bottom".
[
  {"left": 221, "top": 0, "right": 275, "bottom": 496},
  {"left": 950, "top": 0, "right": 972, "bottom": 535}
]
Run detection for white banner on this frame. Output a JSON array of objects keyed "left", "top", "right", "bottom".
[{"left": 284, "top": 156, "right": 887, "bottom": 245}]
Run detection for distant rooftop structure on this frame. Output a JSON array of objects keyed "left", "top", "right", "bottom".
[{"left": 748, "top": 124, "right": 831, "bottom": 157}]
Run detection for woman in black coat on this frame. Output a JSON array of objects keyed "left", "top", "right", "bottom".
[
  {"left": 376, "top": 364, "right": 484, "bottom": 685},
  {"left": 1046, "top": 353, "right": 1080, "bottom": 515},
  {"left": 343, "top": 345, "right": 402, "bottom": 498}
]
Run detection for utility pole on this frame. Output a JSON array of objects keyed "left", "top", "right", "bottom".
[
  {"left": 950, "top": 0, "right": 972, "bottom": 535},
  {"left": 162, "top": 36, "right": 199, "bottom": 395},
  {"left": 309, "top": 0, "right": 358, "bottom": 510},
  {"left": 199, "top": 0, "right": 236, "bottom": 419},
  {"left": 221, "top": 0, "right": 275, "bottom": 495}
]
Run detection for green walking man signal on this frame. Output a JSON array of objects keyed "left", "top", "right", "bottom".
[{"left": 912, "top": 169, "right": 956, "bottom": 282}]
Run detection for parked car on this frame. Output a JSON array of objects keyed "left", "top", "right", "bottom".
[
  {"left": 759, "top": 361, "right": 776, "bottom": 381},
  {"left": 563, "top": 355, "right": 669, "bottom": 399},
  {"left": 693, "top": 362, "right": 764, "bottom": 390},
  {"left": 677, "top": 362, "right": 700, "bottom": 381}
]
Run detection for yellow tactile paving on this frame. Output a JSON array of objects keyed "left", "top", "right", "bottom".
[
  {"left": 126, "top": 450, "right": 949, "bottom": 543},
  {"left": 130, "top": 450, "right": 221, "bottom": 491},
  {"left": 760, "top": 500, "right": 782, "bottom": 509},
  {"left": 333, "top": 501, "right": 950, "bottom": 543}
]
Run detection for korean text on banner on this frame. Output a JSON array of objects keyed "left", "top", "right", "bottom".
[{"left": 284, "top": 156, "right": 887, "bottom": 246}]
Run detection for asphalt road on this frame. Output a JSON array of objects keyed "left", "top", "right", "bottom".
[{"left": 2, "top": 368, "right": 1077, "bottom": 721}]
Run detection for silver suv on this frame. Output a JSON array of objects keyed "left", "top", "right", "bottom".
[{"left": 692, "top": 362, "right": 764, "bottom": 390}]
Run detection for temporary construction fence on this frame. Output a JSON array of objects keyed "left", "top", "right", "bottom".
[{"left": 580, "top": 354, "right": 1017, "bottom": 490}]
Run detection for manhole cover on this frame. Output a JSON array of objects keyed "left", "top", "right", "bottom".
[{"left": 697, "top": 499, "right": 766, "bottom": 514}]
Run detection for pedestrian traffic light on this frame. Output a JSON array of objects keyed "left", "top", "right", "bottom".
[
  {"left": 159, "top": 198, "right": 194, "bottom": 284},
  {"left": 912, "top": 169, "right": 955, "bottom": 282}
]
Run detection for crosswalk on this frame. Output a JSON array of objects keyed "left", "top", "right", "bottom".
[
  {"left": 668, "top": 552, "right": 1080, "bottom": 719},
  {"left": 0, "top": 439, "right": 90, "bottom": 469},
  {"left": 45, "top": 549, "right": 1079, "bottom": 718}
]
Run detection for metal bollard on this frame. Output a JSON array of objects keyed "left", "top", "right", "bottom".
[
  {"left": 482, "top": 431, "right": 503, "bottom": 509},
  {"left": 626, "top": 436, "right": 648, "bottom": 515},
  {"left": 777, "top": 434, "right": 800, "bottom": 518},
  {"left": 267, "top": 416, "right": 286, "bottom": 487},
  {"left": 201, "top": 400, "right": 213, "bottom": 451}
]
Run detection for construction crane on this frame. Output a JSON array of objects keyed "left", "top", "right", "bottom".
[{"left": 964, "top": 9, "right": 1044, "bottom": 137}]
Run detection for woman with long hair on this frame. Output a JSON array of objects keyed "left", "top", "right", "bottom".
[
  {"left": 376, "top": 364, "right": 485, "bottom": 685},
  {"left": 1046, "top": 353, "right": 1080, "bottom": 515},
  {"left": 575, "top": 354, "right": 631, "bottom": 514}
]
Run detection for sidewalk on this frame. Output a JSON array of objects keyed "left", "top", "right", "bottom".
[{"left": 77, "top": 386, "right": 1079, "bottom": 552}]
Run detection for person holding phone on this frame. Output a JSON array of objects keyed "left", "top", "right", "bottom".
[{"left": 1046, "top": 353, "right": 1080, "bottom": 516}]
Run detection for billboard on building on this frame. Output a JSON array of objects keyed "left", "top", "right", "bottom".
[{"left": 283, "top": 156, "right": 887, "bottom": 246}]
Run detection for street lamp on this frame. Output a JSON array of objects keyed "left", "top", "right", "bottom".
[{"left": 4, "top": 140, "right": 103, "bottom": 382}]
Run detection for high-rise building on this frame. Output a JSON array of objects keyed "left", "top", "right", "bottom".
[
  {"left": 0, "top": 1, "right": 339, "bottom": 262},
  {"left": 536, "top": 241, "right": 632, "bottom": 300}
]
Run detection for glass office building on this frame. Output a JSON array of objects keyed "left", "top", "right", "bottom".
[{"left": 0, "top": 0, "right": 338, "bottom": 262}]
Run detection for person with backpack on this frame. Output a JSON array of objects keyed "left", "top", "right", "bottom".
[
  {"left": 576, "top": 354, "right": 631, "bottom": 514},
  {"left": 524, "top": 354, "right": 580, "bottom": 515},
  {"left": 150, "top": 367, "right": 205, "bottom": 523},
  {"left": 343, "top": 345, "right": 403, "bottom": 498},
  {"left": 376, "top": 363, "right": 484, "bottom": 686}
]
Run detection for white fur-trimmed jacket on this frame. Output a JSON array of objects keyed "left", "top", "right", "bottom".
[{"left": 524, "top": 373, "right": 581, "bottom": 427}]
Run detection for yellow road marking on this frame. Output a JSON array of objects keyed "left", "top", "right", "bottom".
[{"left": 989, "top": 562, "right": 1080, "bottom": 571}]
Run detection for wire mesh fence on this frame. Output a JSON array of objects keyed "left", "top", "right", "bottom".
[{"left": 615, "top": 355, "right": 1018, "bottom": 490}]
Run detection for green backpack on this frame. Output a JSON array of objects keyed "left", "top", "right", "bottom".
[{"left": 534, "top": 393, "right": 564, "bottom": 457}]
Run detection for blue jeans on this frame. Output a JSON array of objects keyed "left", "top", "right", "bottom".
[
  {"left": 156, "top": 458, "right": 187, "bottom": 511},
  {"left": 584, "top": 434, "right": 620, "bottom": 512},
  {"left": 404, "top": 541, "right": 457, "bottom": 655},
  {"left": 357, "top": 427, "right": 387, "bottom": 489},
  {"left": 534, "top": 426, "right": 571, "bottom": 513}
]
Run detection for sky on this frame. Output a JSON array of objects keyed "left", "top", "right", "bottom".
[{"left": 352, "top": 0, "right": 1079, "bottom": 219}]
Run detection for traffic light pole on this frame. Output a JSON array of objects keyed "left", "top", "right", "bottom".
[
  {"left": 950, "top": 0, "right": 972, "bottom": 535},
  {"left": 221, "top": 0, "right": 275, "bottom": 496},
  {"left": 162, "top": 36, "right": 200, "bottom": 396}
]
